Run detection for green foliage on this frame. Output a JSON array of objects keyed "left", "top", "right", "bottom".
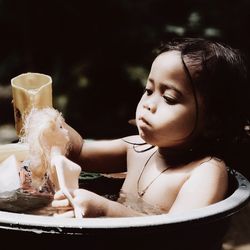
[{"left": 0, "top": 0, "right": 250, "bottom": 139}]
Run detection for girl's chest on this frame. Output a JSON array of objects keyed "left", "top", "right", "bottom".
[{"left": 122, "top": 150, "right": 191, "bottom": 211}]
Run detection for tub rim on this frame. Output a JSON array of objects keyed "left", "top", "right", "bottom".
[{"left": 0, "top": 170, "right": 249, "bottom": 234}]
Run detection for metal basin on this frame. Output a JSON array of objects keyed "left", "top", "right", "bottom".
[{"left": 0, "top": 144, "right": 249, "bottom": 250}]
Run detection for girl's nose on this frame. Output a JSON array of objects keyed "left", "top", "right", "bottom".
[{"left": 143, "top": 101, "right": 157, "bottom": 113}]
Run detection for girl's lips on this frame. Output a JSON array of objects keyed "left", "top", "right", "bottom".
[{"left": 138, "top": 116, "right": 151, "bottom": 126}]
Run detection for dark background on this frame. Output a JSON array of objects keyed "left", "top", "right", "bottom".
[{"left": 0, "top": 0, "right": 249, "bottom": 177}]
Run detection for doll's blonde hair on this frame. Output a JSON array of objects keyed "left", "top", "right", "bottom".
[{"left": 21, "top": 107, "right": 70, "bottom": 188}]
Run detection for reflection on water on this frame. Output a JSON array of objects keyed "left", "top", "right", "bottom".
[
  {"left": 0, "top": 170, "right": 167, "bottom": 217},
  {"left": 27, "top": 203, "right": 71, "bottom": 216},
  {"left": 0, "top": 189, "right": 53, "bottom": 213},
  {"left": 28, "top": 189, "right": 167, "bottom": 217},
  {"left": 118, "top": 190, "right": 167, "bottom": 215}
]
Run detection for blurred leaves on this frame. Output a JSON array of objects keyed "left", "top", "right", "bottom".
[{"left": 0, "top": 0, "right": 249, "bottom": 140}]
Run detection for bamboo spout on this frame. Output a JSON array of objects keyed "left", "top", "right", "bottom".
[{"left": 11, "top": 73, "right": 53, "bottom": 136}]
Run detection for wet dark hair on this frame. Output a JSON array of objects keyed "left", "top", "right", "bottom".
[{"left": 155, "top": 38, "right": 249, "bottom": 162}]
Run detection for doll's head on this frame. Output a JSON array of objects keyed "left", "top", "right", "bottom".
[
  {"left": 137, "top": 38, "right": 249, "bottom": 158},
  {"left": 21, "top": 108, "right": 70, "bottom": 187}
]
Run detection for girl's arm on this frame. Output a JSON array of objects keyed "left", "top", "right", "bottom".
[
  {"left": 52, "top": 189, "right": 143, "bottom": 217},
  {"left": 64, "top": 123, "right": 127, "bottom": 173},
  {"left": 168, "top": 159, "right": 228, "bottom": 214}
]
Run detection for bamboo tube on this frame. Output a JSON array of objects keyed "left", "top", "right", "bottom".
[{"left": 11, "top": 73, "right": 53, "bottom": 136}]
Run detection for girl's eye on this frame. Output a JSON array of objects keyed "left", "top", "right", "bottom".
[
  {"left": 144, "top": 88, "right": 153, "bottom": 96},
  {"left": 163, "top": 96, "right": 177, "bottom": 105}
]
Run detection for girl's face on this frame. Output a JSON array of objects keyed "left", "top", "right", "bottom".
[{"left": 136, "top": 51, "right": 203, "bottom": 148}]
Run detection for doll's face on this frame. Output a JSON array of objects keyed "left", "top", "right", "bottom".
[
  {"left": 136, "top": 51, "right": 203, "bottom": 148},
  {"left": 41, "top": 117, "right": 69, "bottom": 151},
  {"left": 54, "top": 118, "right": 69, "bottom": 143}
]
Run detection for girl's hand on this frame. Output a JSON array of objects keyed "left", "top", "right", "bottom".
[{"left": 52, "top": 189, "right": 109, "bottom": 217}]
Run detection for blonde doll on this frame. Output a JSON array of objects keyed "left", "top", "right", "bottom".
[{"left": 21, "top": 108, "right": 82, "bottom": 217}]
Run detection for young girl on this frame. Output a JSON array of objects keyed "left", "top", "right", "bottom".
[{"left": 52, "top": 38, "right": 249, "bottom": 217}]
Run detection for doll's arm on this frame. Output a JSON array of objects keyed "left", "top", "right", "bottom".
[{"left": 50, "top": 152, "right": 82, "bottom": 218}]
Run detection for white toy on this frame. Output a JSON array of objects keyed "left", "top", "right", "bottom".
[{"left": 21, "top": 107, "right": 82, "bottom": 218}]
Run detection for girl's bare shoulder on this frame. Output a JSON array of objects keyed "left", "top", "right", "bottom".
[{"left": 191, "top": 156, "right": 228, "bottom": 182}]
